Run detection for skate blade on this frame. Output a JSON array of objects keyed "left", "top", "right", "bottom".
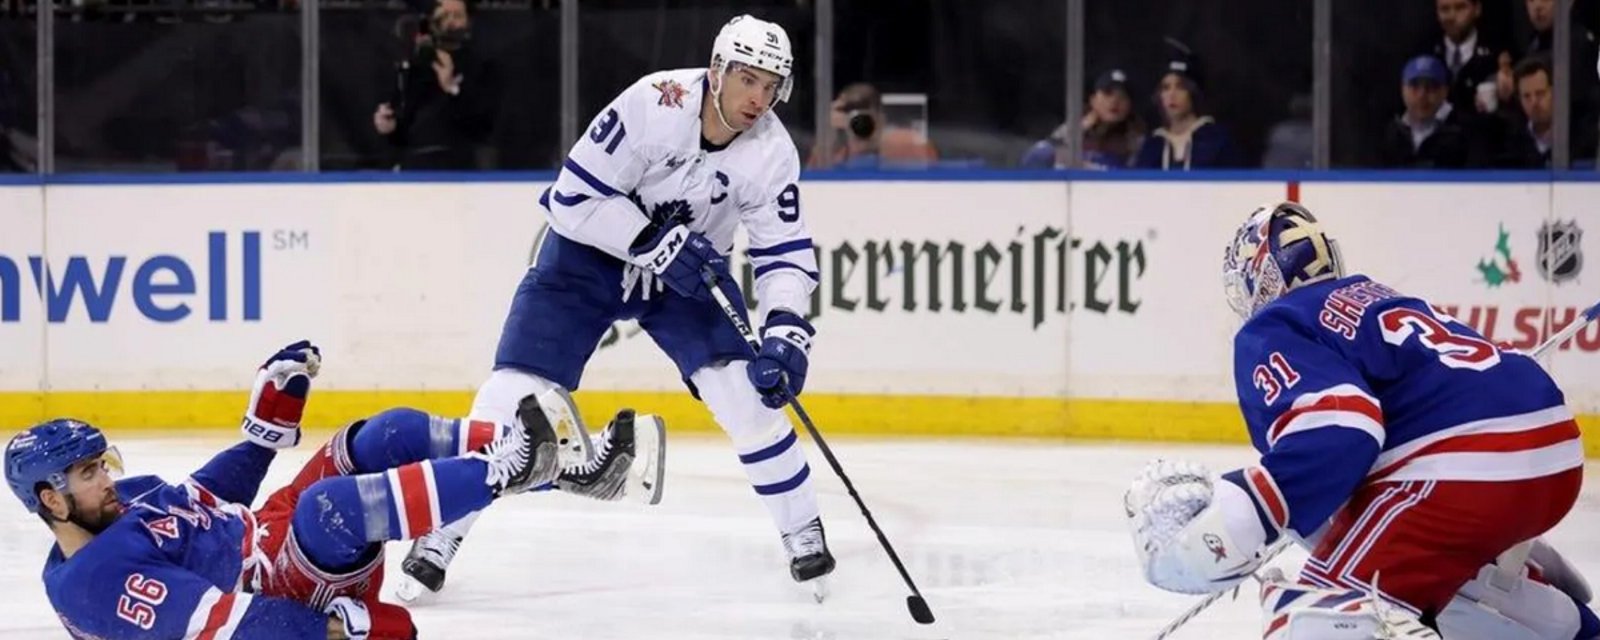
[
  {"left": 627, "top": 414, "right": 666, "bottom": 505},
  {"left": 807, "top": 576, "right": 830, "bottom": 604},
  {"left": 538, "top": 388, "right": 593, "bottom": 468},
  {"left": 392, "top": 574, "right": 439, "bottom": 605}
]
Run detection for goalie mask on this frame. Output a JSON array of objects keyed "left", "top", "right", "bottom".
[{"left": 1223, "top": 202, "right": 1345, "bottom": 321}]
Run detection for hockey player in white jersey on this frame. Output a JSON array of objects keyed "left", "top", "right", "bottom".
[{"left": 397, "top": 14, "right": 832, "bottom": 600}]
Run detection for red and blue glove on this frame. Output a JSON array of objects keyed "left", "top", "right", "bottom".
[{"left": 241, "top": 340, "right": 320, "bottom": 449}]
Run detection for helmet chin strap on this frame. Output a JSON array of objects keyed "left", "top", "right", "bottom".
[{"left": 709, "top": 66, "right": 747, "bottom": 134}]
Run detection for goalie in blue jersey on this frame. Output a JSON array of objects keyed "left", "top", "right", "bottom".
[{"left": 1126, "top": 202, "right": 1597, "bottom": 640}]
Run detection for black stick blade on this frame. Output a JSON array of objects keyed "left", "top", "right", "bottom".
[{"left": 907, "top": 595, "right": 935, "bottom": 624}]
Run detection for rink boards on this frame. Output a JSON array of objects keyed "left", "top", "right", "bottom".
[{"left": 0, "top": 177, "right": 1596, "bottom": 456}]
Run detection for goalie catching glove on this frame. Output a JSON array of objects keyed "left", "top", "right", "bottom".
[
  {"left": 1124, "top": 459, "right": 1274, "bottom": 595},
  {"left": 242, "top": 340, "right": 321, "bottom": 449}
]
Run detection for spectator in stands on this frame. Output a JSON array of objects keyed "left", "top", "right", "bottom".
[
  {"left": 1380, "top": 55, "right": 1473, "bottom": 168},
  {"left": 1134, "top": 52, "right": 1241, "bottom": 170},
  {"left": 1425, "top": 0, "right": 1514, "bottom": 118},
  {"left": 808, "top": 82, "right": 937, "bottom": 169},
  {"left": 1523, "top": 0, "right": 1599, "bottom": 56},
  {"left": 1261, "top": 93, "right": 1314, "bottom": 169},
  {"left": 1522, "top": 0, "right": 1599, "bottom": 139},
  {"left": 1501, "top": 55, "right": 1599, "bottom": 167},
  {"left": 372, "top": 0, "right": 500, "bottom": 170},
  {"left": 1020, "top": 68, "right": 1146, "bottom": 169}
]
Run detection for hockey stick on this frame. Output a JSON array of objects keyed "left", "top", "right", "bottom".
[
  {"left": 1151, "top": 299, "right": 1600, "bottom": 640},
  {"left": 700, "top": 267, "right": 936, "bottom": 625},
  {"left": 1526, "top": 299, "right": 1600, "bottom": 363}
]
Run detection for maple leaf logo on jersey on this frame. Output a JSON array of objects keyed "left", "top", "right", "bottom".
[
  {"left": 626, "top": 192, "right": 695, "bottom": 229},
  {"left": 653, "top": 80, "right": 688, "bottom": 109},
  {"left": 650, "top": 198, "right": 695, "bottom": 227},
  {"left": 1476, "top": 223, "right": 1522, "bottom": 288}
]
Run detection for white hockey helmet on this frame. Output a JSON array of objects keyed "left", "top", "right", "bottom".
[{"left": 710, "top": 14, "right": 794, "bottom": 104}]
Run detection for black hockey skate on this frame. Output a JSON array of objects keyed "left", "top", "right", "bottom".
[
  {"left": 398, "top": 528, "right": 462, "bottom": 596},
  {"left": 556, "top": 409, "right": 667, "bottom": 504},
  {"left": 783, "top": 517, "right": 836, "bottom": 602},
  {"left": 483, "top": 392, "right": 562, "bottom": 496}
]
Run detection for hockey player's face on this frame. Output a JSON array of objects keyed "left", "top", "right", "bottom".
[
  {"left": 722, "top": 65, "right": 781, "bottom": 128},
  {"left": 62, "top": 456, "right": 122, "bottom": 532}
]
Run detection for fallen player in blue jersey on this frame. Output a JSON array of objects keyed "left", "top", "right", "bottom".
[
  {"left": 1125, "top": 202, "right": 1598, "bottom": 640},
  {"left": 5, "top": 340, "right": 662, "bottom": 639}
]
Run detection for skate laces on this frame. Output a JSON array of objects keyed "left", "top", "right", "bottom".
[
  {"left": 569, "top": 425, "right": 616, "bottom": 476},
  {"left": 784, "top": 521, "right": 826, "bottom": 558},
  {"left": 480, "top": 425, "right": 530, "bottom": 490},
  {"left": 415, "top": 528, "right": 463, "bottom": 564}
]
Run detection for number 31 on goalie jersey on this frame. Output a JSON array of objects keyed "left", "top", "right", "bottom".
[
  {"left": 1253, "top": 352, "right": 1301, "bottom": 405},
  {"left": 1379, "top": 306, "right": 1501, "bottom": 371},
  {"left": 1255, "top": 305, "right": 1503, "bottom": 405}
]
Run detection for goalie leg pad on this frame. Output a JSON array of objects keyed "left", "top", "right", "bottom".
[
  {"left": 1439, "top": 563, "right": 1588, "bottom": 640},
  {"left": 1528, "top": 538, "right": 1595, "bottom": 605},
  {"left": 1260, "top": 570, "right": 1440, "bottom": 640}
]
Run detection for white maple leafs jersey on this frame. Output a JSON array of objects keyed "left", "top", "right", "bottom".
[{"left": 539, "top": 67, "right": 818, "bottom": 320}]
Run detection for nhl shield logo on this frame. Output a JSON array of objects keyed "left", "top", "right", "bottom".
[{"left": 1537, "top": 220, "right": 1583, "bottom": 284}]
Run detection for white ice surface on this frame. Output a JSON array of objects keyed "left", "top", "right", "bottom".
[{"left": 0, "top": 436, "right": 1594, "bottom": 639}]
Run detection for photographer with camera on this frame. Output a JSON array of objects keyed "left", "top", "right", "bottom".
[
  {"left": 808, "top": 82, "right": 886, "bottom": 169},
  {"left": 372, "top": 0, "right": 500, "bottom": 170},
  {"left": 809, "top": 82, "right": 938, "bottom": 170}
]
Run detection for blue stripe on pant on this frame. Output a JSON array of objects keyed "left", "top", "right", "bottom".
[
  {"left": 738, "top": 429, "right": 811, "bottom": 496},
  {"left": 738, "top": 429, "right": 799, "bottom": 465},
  {"left": 754, "top": 464, "right": 811, "bottom": 496}
]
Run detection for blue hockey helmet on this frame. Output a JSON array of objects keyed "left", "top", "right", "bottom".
[
  {"left": 1223, "top": 202, "right": 1344, "bottom": 320},
  {"left": 5, "top": 419, "right": 121, "bottom": 513}
]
